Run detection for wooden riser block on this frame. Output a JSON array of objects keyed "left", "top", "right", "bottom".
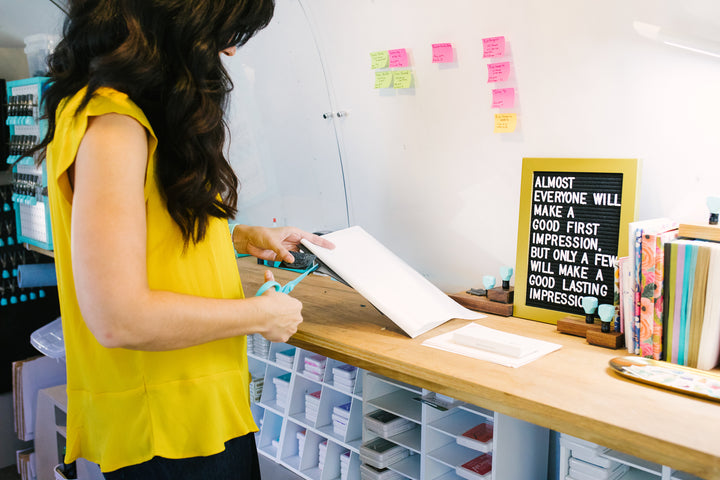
[
  {"left": 556, "top": 316, "right": 597, "bottom": 338},
  {"left": 448, "top": 292, "right": 514, "bottom": 316},
  {"left": 586, "top": 329, "right": 625, "bottom": 349},
  {"left": 558, "top": 316, "right": 625, "bottom": 349},
  {"left": 487, "top": 287, "right": 514, "bottom": 304}
]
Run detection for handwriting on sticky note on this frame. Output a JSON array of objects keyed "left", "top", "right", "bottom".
[
  {"left": 393, "top": 70, "right": 412, "bottom": 89},
  {"left": 374, "top": 71, "right": 393, "bottom": 89},
  {"left": 483, "top": 36, "right": 506, "bottom": 58},
  {"left": 388, "top": 48, "right": 409, "bottom": 68},
  {"left": 432, "top": 43, "right": 453, "bottom": 63},
  {"left": 491, "top": 88, "right": 515, "bottom": 108},
  {"left": 370, "top": 51, "right": 389, "bottom": 69},
  {"left": 487, "top": 62, "right": 510, "bottom": 82},
  {"left": 494, "top": 113, "right": 517, "bottom": 133}
]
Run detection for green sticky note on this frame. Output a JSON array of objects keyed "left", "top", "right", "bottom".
[
  {"left": 374, "top": 70, "right": 393, "bottom": 89},
  {"left": 370, "top": 51, "right": 389, "bottom": 69},
  {"left": 393, "top": 70, "right": 412, "bottom": 89}
]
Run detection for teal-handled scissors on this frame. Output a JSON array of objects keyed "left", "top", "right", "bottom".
[{"left": 255, "top": 263, "right": 320, "bottom": 296}]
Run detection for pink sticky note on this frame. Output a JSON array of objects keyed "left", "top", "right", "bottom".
[
  {"left": 432, "top": 43, "right": 453, "bottom": 63},
  {"left": 487, "top": 62, "right": 510, "bottom": 82},
  {"left": 388, "top": 48, "right": 409, "bottom": 68},
  {"left": 483, "top": 36, "right": 506, "bottom": 58},
  {"left": 491, "top": 88, "right": 515, "bottom": 108}
]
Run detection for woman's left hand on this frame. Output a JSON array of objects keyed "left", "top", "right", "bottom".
[{"left": 232, "top": 224, "right": 335, "bottom": 264}]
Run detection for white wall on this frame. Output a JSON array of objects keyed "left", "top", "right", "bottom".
[{"left": 229, "top": 0, "right": 720, "bottom": 293}]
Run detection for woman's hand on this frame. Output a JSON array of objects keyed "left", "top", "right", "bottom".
[
  {"left": 232, "top": 224, "right": 334, "bottom": 264},
  {"left": 256, "top": 269, "right": 304, "bottom": 342}
]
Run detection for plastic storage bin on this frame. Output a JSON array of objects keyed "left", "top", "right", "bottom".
[
  {"left": 24, "top": 33, "right": 60, "bottom": 77},
  {"left": 30, "top": 316, "right": 65, "bottom": 359}
]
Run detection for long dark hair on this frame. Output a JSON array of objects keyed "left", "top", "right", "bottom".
[{"left": 35, "top": 0, "right": 274, "bottom": 245}]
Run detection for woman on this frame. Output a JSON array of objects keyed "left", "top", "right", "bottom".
[{"left": 34, "top": 0, "right": 333, "bottom": 477}]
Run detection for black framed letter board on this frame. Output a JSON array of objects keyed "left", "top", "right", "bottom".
[{"left": 514, "top": 158, "right": 639, "bottom": 324}]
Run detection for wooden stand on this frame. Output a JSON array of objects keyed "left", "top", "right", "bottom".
[
  {"left": 448, "top": 291, "right": 513, "bottom": 316},
  {"left": 557, "top": 316, "right": 625, "bottom": 349},
  {"left": 557, "top": 316, "right": 597, "bottom": 337},
  {"left": 487, "top": 286, "right": 514, "bottom": 304},
  {"left": 586, "top": 328, "right": 625, "bottom": 349}
]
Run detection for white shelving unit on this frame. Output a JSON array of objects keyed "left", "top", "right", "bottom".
[
  {"left": 361, "top": 373, "right": 549, "bottom": 480},
  {"left": 250, "top": 337, "right": 550, "bottom": 480},
  {"left": 558, "top": 433, "right": 704, "bottom": 480},
  {"left": 248, "top": 336, "right": 364, "bottom": 480}
]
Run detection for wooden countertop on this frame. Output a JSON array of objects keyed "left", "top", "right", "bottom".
[{"left": 238, "top": 257, "right": 720, "bottom": 479}]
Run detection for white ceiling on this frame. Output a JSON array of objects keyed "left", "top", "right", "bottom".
[{"left": 0, "top": 0, "right": 66, "bottom": 48}]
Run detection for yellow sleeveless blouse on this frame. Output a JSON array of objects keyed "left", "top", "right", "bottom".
[{"left": 46, "top": 87, "right": 255, "bottom": 472}]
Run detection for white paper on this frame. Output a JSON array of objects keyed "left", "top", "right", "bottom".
[
  {"left": 422, "top": 322, "right": 562, "bottom": 368},
  {"left": 301, "top": 226, "right": 485, "bottom": 337}
]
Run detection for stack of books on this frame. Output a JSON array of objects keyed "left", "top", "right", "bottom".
[
  {"left": 661, "top": 238, "right": 720, "bottom": 369},
  {"left": 456, "top": 453, "right": 492, "bottom": 480},
  {"left": 305, "top": 390, "right": 321, "bottom": 423},
  {"left": 332, "top": 401, "right": 352, "bottom": 437},
  {"left": 359, "top": 463, "right": 405, "bottom": 480},
  {"left": 359, "top": 437, "right": 409, "bottom": 469},
  {"left": 249, "top": 333, "right": 271, "bottom": 359},
  {"left": 622, "top": 218, "right": 678, "bottom": 359},
  {"left": 272, "top": 373, "right": 291, "bottom": 408},
  {"left": 303, "top": 354, "right": 327, "bottom": 381},
  {"left": 619, "top": 219, "right": 720, "bottom": 370},
  {"left": 275, "top": 348, "right": 296, "bottom": 370},
  {"left": 364, "top": 409, "right": 415, "bottom": 438},
  {"left": 249, "top": 374, "right": 264, "bottom": 403},
  {"left": 318, "top": 440, "right": 328, "bottom": 472},
  {"left": 332, "top": 364, "right": 358, "bottom": 394},
  {"left": 456, "top": 422, "right": 493, "bottom": 453},
  {"left": 340, "top": 450, "right": 351, "bottom": 480},
  {"left": 561, "top": 434, "right": 628, "bottom": 480},
  {"left": 296, "top": 430, "right": 306, "bottom": 457}
]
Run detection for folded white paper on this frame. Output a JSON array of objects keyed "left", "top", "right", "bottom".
[
  {"left": 422, "top": 322, "right": 562, "bottom": 368},
  {"left": 301, "top": 226, "right": 485, "bottom": 338}
]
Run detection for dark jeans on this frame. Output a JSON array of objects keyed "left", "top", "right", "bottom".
[{"left": 103, "top": 433, "right": 261, "bottom": 480}]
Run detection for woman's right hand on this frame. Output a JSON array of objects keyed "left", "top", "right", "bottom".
[{"left": 257, "top": 270, "right": 304, "bottom": 342}]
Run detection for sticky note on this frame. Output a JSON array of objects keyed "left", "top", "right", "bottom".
[
  {"left": 393, "top": 70, "right": 412, "bottom": 89},
  {"left": 432, "top": 43, "right": 453, "bottom": 63},
  {"left": 370, "top": 50, "right": 389, "bottom": 69},
  {"left": 483, "top": 36, "right": 506, "bottom": 58},
  {"left": 494, "top": 113, "right": 517, "bottom": 133},
  {"left": 374, "top": 71, "right": 393, "bottom": 89},
  {"left": 487, "top": 62, "right": 510, "bottom": 82},
  {"left": 388, "top": 48, "right": 409, "bottom": 68},
  {"left": 491, "top": 88, "right": 515, "bottom": 108}
]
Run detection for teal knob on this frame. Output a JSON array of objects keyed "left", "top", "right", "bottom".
[
  {"left": 499, "top": 266, "right": 514, "bottom": 289},
  {"left": 482, "top": 275, "right": 496, "bottom": 290},
  {"left": 598, "top": 304, "right": 615, "bottom": 333},
  {"left": 581, "top": 296, "right": 598, "bottom": 324}
]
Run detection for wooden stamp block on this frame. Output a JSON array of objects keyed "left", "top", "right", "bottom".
[
  {"left": 586, "top": 329, "right": 625, "bottom": 349},
  {"left": 556, "top": 315, "right": 597, "bottom": 338},
  {"left": 486, "top": 287, "right": 514, "bottom": 304},
  {"left": 448, "top": 292, "right": 514, "bottom": 316}
]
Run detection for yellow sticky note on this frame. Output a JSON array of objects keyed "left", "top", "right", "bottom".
[
  {"left": 370, "top": 51, "right": 389, "bottom": 69},
  {"left": 374, "top": 71, "right": 393, "bottom": 89},
  {"left": 494, "top": 113, "right": 517, "bottom": 133},
  {"left": 393, "top": 70, "right": 413, "bottom": 89}
]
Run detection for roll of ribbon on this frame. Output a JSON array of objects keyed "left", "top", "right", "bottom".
[{"left": 17, "top": 263, "right": 57, "bottom": 288}]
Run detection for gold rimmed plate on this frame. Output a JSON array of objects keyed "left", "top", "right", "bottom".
[{"left": 609, "top": 356, "right": 720, "bottom": 403}]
